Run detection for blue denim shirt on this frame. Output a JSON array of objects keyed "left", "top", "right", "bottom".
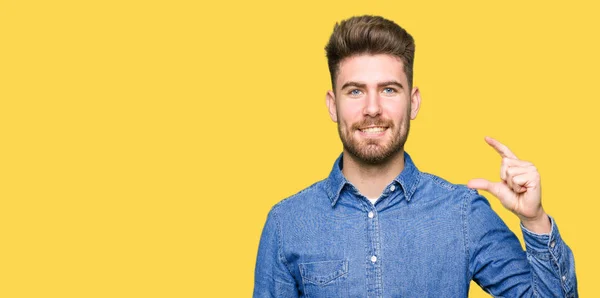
[{"left": 254, "top": 153, "right": 577, "bottom": 297}]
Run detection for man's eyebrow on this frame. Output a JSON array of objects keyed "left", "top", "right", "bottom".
[
  {"left": 340, "top": 81, "right": 367, "bottom": 90},
  {"left": 340, "top": 81, "right": 404, "bottom": 90},
  {"left": 378, "top": 81, "right": 404, "bottom": 89}
]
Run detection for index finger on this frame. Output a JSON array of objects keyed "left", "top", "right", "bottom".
[{"left": 484, "top": 136, "right": 518, "bottom": 159}]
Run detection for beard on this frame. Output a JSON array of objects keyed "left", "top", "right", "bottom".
[{"left": 338, "top": 116, "right": 410, "bottom": 165}]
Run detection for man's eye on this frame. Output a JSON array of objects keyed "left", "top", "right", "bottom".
[
  {"left": 349, "top": 89, "right": 362, "bottom": 96},
  {"left": 383, "top": 88, "right": 396, "bottom": 94}
]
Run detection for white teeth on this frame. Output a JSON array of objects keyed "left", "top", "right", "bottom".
[{"left": 361, "top": 127, "right": 385, "bottom": 133}]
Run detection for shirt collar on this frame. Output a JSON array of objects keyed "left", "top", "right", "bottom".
[{"left": 325, "top": 151, "right": 421, "bottom": 207}]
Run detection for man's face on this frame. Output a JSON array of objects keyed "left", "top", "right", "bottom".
[{"left": 326, "top": 54, "right": 421, "bottom": 165}]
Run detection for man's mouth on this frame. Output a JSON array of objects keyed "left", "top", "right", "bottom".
[{"left": 358, "top": 126, "right": 387, "bottom": 133}]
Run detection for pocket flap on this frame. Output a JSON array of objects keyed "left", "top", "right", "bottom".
[{"left": 299, "top": 260, "right": 348, "bottom": 286}]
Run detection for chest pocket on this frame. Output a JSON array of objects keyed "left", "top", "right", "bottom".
[{"left": 299, "top": 260, "right": 348, "bottom": 298}]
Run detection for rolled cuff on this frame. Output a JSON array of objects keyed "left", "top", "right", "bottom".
[{"left": 521, "top": 215, "right": 562, "bottom": 257}]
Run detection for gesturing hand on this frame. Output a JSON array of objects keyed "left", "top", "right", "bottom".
[{"left": 467, "top": 136, "right": 551, "bottom": 234}]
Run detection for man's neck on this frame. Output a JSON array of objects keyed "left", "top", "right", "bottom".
[{"left": 341, "top": 150, "right": 405, "bottom": 199}]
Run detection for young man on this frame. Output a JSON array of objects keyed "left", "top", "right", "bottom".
[{"left": 254, "top": 15, "right": 577, "bottom": 297}]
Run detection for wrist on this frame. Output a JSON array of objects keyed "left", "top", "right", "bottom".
[{"left": 520, "top": 211, "right": 551, "bottom": 234}]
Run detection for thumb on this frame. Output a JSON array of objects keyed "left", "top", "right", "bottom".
[
  {"left": 467, "top": 178, "right": 501, "bottom": 198},
  {"left": 468, "top": 178, "right": 515, "bottom": 209}
]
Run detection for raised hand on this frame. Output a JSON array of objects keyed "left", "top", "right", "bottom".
[{"left": 467, "top": 136, "right": 551, "bottom": 233}]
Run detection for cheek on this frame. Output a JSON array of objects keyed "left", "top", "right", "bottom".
[
  {"left": 337, "top": 104, "right": 362, "bottom": 125},
  {"left": 382, "top": 102, "right": 409, "bottom": 120}
]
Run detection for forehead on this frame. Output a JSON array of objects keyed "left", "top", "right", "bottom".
[{"left": 336, "top": 54, "right": 406, "bottom": 87}]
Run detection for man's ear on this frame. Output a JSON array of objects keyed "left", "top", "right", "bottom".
[
  {"left": 326, "top": 90, "right": 338, "bottom": 123},
  {"left": 410, "top": 87, "right": 422, "bottom": 120}
]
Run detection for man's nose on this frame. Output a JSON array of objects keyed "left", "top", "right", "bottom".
[{"left": 363, "top": 92, "right": 382, "bottom": 117}]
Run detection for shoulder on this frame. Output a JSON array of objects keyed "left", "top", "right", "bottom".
[
  {"left": 416, "top": 171, "right": 477, "bottom": 202},
  {"left": 269, "top": 179, "right": 330, "bottom": 217},
  {"left": 413, "top": 172, "right": 500, "bottom": 225}
]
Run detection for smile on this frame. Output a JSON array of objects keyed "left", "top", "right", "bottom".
[
  {"left": 357, "top": 126, "right": 388, "bottom": 137},
  {"left": 359, "top": 126, "right": 387, "bottom": 133}
]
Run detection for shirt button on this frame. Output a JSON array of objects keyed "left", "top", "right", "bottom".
[
  {"left": 390, "top": 185, "right": 396, "bottom": 192},
  {"left": 371, "top": 255, "right": 377, "bottom": 263},
  {"left": 368, "top": 211, "right": 374, "bottom": 218},
  {"left": 562, "top": 275, "right": 566, "bottom": 281},
  {"left": 550, "top": 241, "right": 556, "bottom": 248}
]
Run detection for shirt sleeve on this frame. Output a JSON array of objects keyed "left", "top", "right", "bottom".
[
  {"left": 466, "top": 192, "right": 578, "bottom": 297},
  {"left": 253, "top": 206, "right": 299, "bottom": 298},
  {"left": 521, "top": 216, "right": 578, "bottom": 297}
]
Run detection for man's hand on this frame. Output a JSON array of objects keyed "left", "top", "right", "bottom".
[{"left": 467, "top": 136, "right": 551, "bottom": 234}]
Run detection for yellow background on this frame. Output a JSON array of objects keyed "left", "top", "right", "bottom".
[{"left": 1, "top": 0, "right": 597, "bottom": 297}]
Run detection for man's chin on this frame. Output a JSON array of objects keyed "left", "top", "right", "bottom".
[
  {"left": 340, "top": 133, "right": 405, "bottom": 164},
  {"left": 348, "top": 147, "right": 397, "bottom": 165}
]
